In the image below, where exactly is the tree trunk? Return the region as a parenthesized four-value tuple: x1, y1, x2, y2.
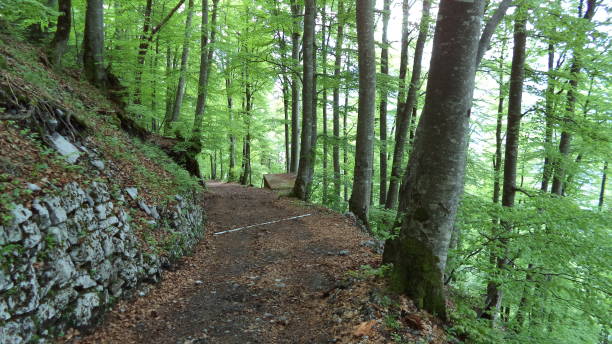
(282, 73, 291, 173)
(378, 0, 390, 206)
(332, 0, 344, 205)
(192, 0, 211, 137)
(133, 0, 154, 103)
(289, 0, 303, 173)
(321, 0, 329, 204)
(481, 8, 527, 320)
(293, 0, 316, 200)
(343, 67, 349, 203)
(599, 161, 608, 210)
(551, 0, 596, 196)
(165, 0, 195, 135)
(83, 0, 107, 88)
(382, 0, 485, 319)
(349, 0, 376, 227)
(226, 77, 238, 181)
(385, 0, 431, 209)
(49, 0, 72, 68)
(540, 43, 555, 192)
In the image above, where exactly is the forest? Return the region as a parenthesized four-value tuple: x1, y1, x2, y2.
(0, 0, 611, 342)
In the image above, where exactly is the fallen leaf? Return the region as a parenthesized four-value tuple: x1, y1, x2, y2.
(353, 320, 376, 337)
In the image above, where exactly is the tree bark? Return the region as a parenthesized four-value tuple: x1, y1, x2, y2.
(332, 0, 344, 205)
(164, 0, 195, 135)
(83, 0, 107, 88)
(387, 0, 432, 209)
(382, 0, 485, 319)
(378, 0, 390, 206)
(551, 0, 596, 196)
(293, 0, 316, 200)
(599, 161, 608, 210)
(541, 43, 555, 192)
(481, 7, 527, 320)
(349, 0, 376, 227)
(49, 0, 72, 68)
(321, 0, 329, 205)
(289, 0, 303, 173)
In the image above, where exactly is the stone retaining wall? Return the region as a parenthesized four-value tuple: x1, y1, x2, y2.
(0, 181, 205, 343)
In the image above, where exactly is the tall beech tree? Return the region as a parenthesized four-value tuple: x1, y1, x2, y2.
(383, 0, 486, 318)
(349, 0, 376, 226)
(49, 0, 71, 67)
(378, 0, 390, 206)
(293, 0, 316, 200)
(481, 4, 528, 320)
(83, 0, 106, 88)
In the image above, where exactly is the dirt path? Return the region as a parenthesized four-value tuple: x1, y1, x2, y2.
(73, 182, 379, 343)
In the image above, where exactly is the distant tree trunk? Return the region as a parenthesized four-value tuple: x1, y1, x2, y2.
(385, 0, 431, 209)
(192, 0, 211, 137)
(321, 1, 329, 204)
(481, 7, 527, 320)
(226, 77, 238, 181)
(343, 69, 349, 203)
(540, 43, 555, 192)
(165, 0, 195, 135)
(551, 0, 596, 196)
(332, 0, 344, 204)
(378, 0, 390, 205)
(599, 161, 608, 210)
(240, 83, 253, 185)
(349, 0, 376, 227)
(289, 0, 303, 173)
(49, 0, 72, 68)
(133, 0, 154, 103)
(382, 0, 485, 319)
(163, 46, 178, 130)
(293, 0, 316, 200)
(83, 0, 107, 88)
(282, 74, 291, 173)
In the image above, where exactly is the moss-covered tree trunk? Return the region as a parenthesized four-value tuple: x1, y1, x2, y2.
(83, 0, 107, 88)
(49, 0, 72, 68)
(382, 0, 485, 319)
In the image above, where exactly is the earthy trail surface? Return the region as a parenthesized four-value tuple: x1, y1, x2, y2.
(71, 182, 380, 343)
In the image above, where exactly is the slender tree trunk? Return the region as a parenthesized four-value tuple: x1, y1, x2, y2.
(343, 67, 349, 203)
(349, 0, 376, 227)
(551, 0, 596, 196)
(382, 0, 485, 319)
(133, 0, 154, 103)
(293, 0, 316, 200)
(290, 0, 303, 173)
(226, 77, 238, 181)
(378, 0, 390, 206)
(192, 0, 211, 137)
(165, 0, 195, 135)
(282, 74, 291, 173)
(541, 43, 555, 192)
(332, 0, 344, 205)
(321, 1, 329, 204)
(83, 0, 107, 88)
(481, 8, 527, 320)
(599, 162, 608, 210)
(163, 47, 177, 130)
(49, 0, 72, 68)
(385, 0, 431, 209)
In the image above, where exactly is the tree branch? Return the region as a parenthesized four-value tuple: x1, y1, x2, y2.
(476, 0, 514, 66)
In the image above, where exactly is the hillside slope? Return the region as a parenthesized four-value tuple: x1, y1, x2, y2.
(0, 35, 206, 343)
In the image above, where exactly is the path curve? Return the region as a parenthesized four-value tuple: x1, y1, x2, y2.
(73, 182, 376, 343)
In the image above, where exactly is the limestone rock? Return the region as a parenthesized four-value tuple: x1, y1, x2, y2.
(48, 132, 81, 164)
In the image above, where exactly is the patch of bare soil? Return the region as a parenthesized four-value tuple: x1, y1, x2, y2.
(65, 182, 447, 344)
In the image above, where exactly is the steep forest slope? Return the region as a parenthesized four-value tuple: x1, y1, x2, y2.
(0, 34, 206, 343)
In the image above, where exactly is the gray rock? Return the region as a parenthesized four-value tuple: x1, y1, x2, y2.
(21, 222, 41, 249)
(46, 118, 59, 131)
(32, 199, 51, 228)
(5, 225, 22, 243)
(91, 160, 105, 171)
(138, 200, 152, 216)
(0, 320, 25, 344)
(90, 182, 110, 203)
(43, 197, 67, 225)
(95, 203, 109, 220)
(99, 216, 119, 230)
(125, 187, 138, 200)
(338, 249, 350, 256)
(0, 268, 13, 292)
(26, 183, 41, 192)
(75, 274, 97, 289)
(0, 300, 10, 321)
(74, 293, 99, 326)
(9, 204, 32, 226)
(49, 254, 76, 287)
(150, 206, 160, 220)
(35, 301, 58, 323)
(48, 132, 81, 164)
(63, 182, 87, 212)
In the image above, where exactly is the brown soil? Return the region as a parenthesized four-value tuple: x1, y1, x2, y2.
(66, 182, 446, 344)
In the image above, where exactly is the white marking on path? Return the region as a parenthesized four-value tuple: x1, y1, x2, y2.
(213, 214, 312, 236)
